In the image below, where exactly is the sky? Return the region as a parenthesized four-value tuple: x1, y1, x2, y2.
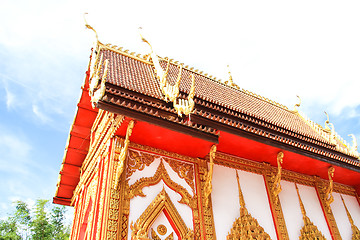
(0, 0, 360, 223)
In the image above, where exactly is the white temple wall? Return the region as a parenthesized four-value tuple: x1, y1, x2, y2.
(211, 164, 277, 240)
(332, 192, 360, 239)
(279, 181, 331, 239)
(149, 211, 178, 240)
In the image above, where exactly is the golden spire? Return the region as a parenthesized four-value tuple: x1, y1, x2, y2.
(295, 183, 326, 240)
(341, 195, 360, 239)
(227, 170, 271, 239)
(235, 170, 245, 209)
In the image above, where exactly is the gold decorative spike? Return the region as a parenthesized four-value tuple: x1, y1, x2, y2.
(227, 170, 271, 239)
(295, 184, 327, 240)
(114, 120, 135, 189)
(341, 195, 360, 239)
(224, 65, 240, 89)
(203, 145, 216, 207)
(324, 166, 335, 213)
(165, 232, 174, 240)
(151, 229, 161, 240)
(84, 13, 99, 42)
(272, 151, 284, 205)
(173, 74, 196, 117)
(162, 64, 182, 102)
(294, 95, 301, 113)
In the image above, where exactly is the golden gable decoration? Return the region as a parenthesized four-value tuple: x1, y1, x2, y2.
(130, 188, 194, 240)
(227, 170, 271, 240)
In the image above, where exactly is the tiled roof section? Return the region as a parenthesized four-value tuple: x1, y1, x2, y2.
(101, 47, 329, 143)
(95, 44, 359, 164)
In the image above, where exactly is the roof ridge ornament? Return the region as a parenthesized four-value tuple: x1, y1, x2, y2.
(294, 95, 301, 113)
(84, 13, 99, 43)
(224, 65, 240, 89)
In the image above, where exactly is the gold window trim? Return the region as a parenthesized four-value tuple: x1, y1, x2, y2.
(130, 188, 194, 239)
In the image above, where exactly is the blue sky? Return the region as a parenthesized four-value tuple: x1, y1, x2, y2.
(1, 0, 360, 222)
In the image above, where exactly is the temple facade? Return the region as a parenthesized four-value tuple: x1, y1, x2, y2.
(54, 27, 360, 240)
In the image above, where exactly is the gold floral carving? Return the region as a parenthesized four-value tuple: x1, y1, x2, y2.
(126, 150, 157, 179)
(203, 145, 216, 207)
(323, 166, 335, 213)
(128, 160, 196, 209)
(271, 151, 284, 205)
(341, 195, 360, 239)
(227, 170, 271, 240)
(114, 120, 135, 189)
(130, 188, 194, 240)
(163, 157, 195, 193)
(295, 183, 326, 240)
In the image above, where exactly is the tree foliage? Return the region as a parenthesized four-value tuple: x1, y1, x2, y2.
(0, 199, 70, 240)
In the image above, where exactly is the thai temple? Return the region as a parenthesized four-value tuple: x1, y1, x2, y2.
(53, 20, 360, 240)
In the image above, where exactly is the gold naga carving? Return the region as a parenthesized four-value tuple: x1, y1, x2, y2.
(173, 74, 196, 117)
(114, 120, 135, 189)
(323, 166, 335, 213)
(295, 183, 326, 240)
(162, 64, 183, 102)
(271, 151, 284, 205)
(227, 170, 271, 239)
(203, 145, 216, 207)
(140, 29, 196, 117)
(130, 188, 194, 240)
(128, 160, 196, 209)
(341, 195, 360, 239)
(84, 13, 109, 107)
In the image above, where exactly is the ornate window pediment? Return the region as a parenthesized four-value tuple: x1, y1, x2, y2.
(130, 188, 194, 240)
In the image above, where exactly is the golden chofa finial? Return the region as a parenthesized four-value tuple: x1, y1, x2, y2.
(224, 65, 240, 89)
(84, 13, 99, 42)
(294, 95, 301, 113)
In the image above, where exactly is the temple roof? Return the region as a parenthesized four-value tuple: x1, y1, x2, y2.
(96, 43, 359, 165)
(53, 39, 360, 206)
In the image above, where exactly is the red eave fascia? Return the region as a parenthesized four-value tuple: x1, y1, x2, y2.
(53, 69, 98, 206)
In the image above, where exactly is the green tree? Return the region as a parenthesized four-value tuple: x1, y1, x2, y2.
(0, 218, 21, 240)
(0, 199, 71, 240)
